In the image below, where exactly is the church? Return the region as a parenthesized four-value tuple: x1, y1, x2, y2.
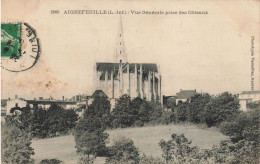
(93, 17, 162, 104)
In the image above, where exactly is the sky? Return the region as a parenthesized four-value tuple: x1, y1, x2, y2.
(1, 0, 259, 100)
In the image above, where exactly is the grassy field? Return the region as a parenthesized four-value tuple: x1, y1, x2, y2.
(32, 124, 228, 164)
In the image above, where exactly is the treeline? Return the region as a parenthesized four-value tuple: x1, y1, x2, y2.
(172, 92, 240, 127)
(96, 92, 242, 129)
(17, 104, 79, 138)
(2, 104, 79, 163)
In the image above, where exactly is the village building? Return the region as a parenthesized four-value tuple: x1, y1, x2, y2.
(239, 90, 260, 111)
(94, 17, 162, 104)
(175, 89, 197, 104)
(5, 95, 77, 115)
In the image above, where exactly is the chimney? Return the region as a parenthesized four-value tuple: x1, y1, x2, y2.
(8, 97, 10, 101)
(62, 96, 64, 101)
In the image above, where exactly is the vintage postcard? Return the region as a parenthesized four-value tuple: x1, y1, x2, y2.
(1, 0, 259, 164)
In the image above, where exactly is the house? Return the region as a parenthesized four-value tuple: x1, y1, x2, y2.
(239, 90, 260, 111)
(6, 96, 27, 115)
(176, 89, 197, 104)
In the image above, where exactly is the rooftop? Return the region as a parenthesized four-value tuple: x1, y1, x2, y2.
(240, 90, 260, 95)
(176, 89, 197, 99)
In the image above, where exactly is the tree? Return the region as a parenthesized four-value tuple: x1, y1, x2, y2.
(149, 103, 164, 125)
(111, 94, 136, 128)
(75, 96, 110, 160)
(75, 117, 109, 157)
(84, 97, 111, 129)
(136, 100, 153, 126)
(175, 101, 189, 122)
(187, 93, 211, 123)
(204, 92, 240, 127)
(106, 136, 140, 164)
(2, 116, 35, 164)
(130, 97, 143, 125)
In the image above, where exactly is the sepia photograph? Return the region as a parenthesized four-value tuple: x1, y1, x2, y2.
(1, 0, 259, 163)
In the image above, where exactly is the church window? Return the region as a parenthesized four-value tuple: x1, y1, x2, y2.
(120, 50, 121, 54)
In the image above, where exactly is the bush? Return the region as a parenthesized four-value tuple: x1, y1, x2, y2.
(139, 154, 166, 164)
(159, 133, 201, 163)
(40, 159, 63, 164)
(77, 155, 95, 164)
(220, 110, 259, 143)
(106, 136, 139, 164)
(211, 139, 259, 164)
(160, 133, 259, 164)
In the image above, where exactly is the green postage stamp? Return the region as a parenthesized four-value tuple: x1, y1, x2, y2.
(1, 23, 22, 59)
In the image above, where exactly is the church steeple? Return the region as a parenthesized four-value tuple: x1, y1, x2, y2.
(114, 15, 127, 63)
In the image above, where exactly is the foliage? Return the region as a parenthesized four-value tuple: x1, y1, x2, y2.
(159, 133, 201, 163)
(77, 155, 95, 164)
(220, 110, 259, 143)
(75, 117, 109, 157)
(175, 101, 189, 122)
(246, 101, 260, 111)
(75, 96, 110, 159)
(139, 154, 166, 164)
(2, 116, 35, 164)
(106, 136, 140, 164)
(204, 92, 240, 127)
(160, 133, 259, 164)
(112, 95, 165, 128)
(40, 159, 63, 164)
(187, 93, 211, 123)
(136, 100, 153, 126)
(149, 105, 167, 125)
(84, 97, 112, 129)
(17, 104, 78, 138)
(210, 139, 259, 164)
(111, 95, 136, 128)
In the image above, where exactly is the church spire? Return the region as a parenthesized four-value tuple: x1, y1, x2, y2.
(115, 15, 127, 63)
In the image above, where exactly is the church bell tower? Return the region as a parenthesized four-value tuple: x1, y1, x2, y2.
(114, 15, 127, 64)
